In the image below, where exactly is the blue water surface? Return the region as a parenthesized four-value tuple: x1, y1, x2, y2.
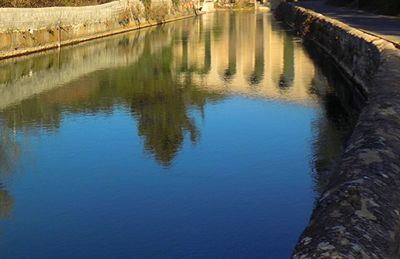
(0, 11, 348, 258)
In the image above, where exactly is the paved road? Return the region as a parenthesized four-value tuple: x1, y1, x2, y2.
(295, 0, 400, 45)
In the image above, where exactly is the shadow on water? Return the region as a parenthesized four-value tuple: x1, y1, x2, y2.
(267, 20, 362, 195)
(304, 40, 363, 194)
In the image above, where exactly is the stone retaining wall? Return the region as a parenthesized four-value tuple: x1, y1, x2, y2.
(0, 0, 196, 59)
(275, 3, 400, 258)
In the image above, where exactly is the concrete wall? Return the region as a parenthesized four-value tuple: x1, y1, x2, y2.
(0, 0, 195, 59)
(275, 3, 400, 258)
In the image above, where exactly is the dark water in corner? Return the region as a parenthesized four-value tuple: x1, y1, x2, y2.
(0, 11, 353, 258)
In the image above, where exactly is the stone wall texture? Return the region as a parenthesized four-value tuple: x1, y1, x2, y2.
(0, 0, 195, 59)
(275, 3, 400, 259)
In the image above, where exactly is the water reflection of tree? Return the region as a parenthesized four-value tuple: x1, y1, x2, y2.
(0, 123, 18, 218)
(114, 34, 223, 166)
(0, 187, 13, 219)
(128, 44, 201, 166)
(0, 24, 224, 167)
(1, 102, 63, 131)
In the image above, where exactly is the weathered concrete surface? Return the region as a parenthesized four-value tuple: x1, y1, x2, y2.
(275, 3, 400, 258)
(0, 0, 197, 60)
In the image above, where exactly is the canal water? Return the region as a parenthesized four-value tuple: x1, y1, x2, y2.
(0, 11, 352, 258)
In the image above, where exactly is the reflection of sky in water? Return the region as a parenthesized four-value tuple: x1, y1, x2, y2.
(0, 11, 353, 258)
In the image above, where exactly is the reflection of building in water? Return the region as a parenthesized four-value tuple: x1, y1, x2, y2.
(173, 11, 318, 105)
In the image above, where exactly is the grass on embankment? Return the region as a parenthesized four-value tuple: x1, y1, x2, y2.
(326, 0, 400, 16)
(0, 0, 112, 7)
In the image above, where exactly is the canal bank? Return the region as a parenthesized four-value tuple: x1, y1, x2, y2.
(274, 2, 400, 258)
(0, 0, 202, 60)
